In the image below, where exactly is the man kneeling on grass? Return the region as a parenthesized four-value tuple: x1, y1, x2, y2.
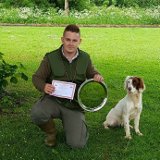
(31, 24, 104, 148)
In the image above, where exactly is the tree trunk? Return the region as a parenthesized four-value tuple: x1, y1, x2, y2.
(64, 0, 69, 16)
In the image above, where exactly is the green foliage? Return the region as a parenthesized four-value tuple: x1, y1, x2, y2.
(0, 94, 14, 111)
(0, 52, 28, 93)
(0, 0, 91, 10)
(50, 0, 91, 11)
(91, 0, 112, 6)
(0, 0, 51, 8)
(0, 52, 28, 112)
(69, 0, 91, 11)
(114, 0, 160, 7)
(91, 0, 104, 6)
(0, 6, 160, 25)
(131, 0, 159, 7)
(0, 0, 159, 8)
(90, 0, 160, 7)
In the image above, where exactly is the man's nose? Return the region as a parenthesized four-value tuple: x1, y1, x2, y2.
(68, 40, 74, 45)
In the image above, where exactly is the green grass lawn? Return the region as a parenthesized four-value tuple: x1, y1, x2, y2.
(0, 26, 160, 160)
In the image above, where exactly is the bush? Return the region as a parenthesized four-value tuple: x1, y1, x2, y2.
(70, 0, 91, 11)
(0, 0, 51, 8)
(0, 52, 28, 93)
(114, 0, 159, 7)
(0, 52, 28, 112)
(0, 0, 92, 11)
(90, 0, 160, 7)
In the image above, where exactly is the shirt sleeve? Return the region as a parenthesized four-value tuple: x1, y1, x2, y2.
(86, 56, 100, 79)
(32, 55, 51, 92)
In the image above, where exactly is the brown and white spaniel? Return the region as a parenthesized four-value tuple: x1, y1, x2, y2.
(103, 76, 145, 139)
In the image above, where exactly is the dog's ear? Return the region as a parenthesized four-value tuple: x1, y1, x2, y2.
(124, 76, 132, 90)
(138, 77, 145, 92)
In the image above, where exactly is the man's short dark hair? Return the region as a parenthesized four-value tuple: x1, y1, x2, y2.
(63, 24, 80, 35)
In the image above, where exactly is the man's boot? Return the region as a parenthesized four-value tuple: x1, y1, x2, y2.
(38, 119, 56, 147)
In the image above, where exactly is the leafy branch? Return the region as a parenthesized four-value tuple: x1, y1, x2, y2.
(0, 52, 28, 113)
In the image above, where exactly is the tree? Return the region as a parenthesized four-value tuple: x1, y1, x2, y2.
(108, 0, 113, 6)
(64, 0, 69, 16)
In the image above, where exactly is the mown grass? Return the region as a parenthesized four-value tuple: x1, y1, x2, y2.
(0, 27, 160, 160)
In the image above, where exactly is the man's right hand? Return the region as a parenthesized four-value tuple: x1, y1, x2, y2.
(44, 83, 55, 94)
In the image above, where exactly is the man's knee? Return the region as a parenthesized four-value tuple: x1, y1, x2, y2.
(66, 127, 89, 148)
(66, 137, 87, 148)
(31, 103, 49, 125)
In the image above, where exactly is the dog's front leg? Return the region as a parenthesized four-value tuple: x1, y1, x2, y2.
(123, 115, 132, 139)
(134, 112, 143, 136)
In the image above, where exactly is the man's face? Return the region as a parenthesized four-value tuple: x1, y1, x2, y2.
(61, 31, 81, 54)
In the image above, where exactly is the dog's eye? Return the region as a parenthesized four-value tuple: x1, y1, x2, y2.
(133, 81, 137, 86)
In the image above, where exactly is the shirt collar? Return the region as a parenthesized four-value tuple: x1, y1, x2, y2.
(62, 46, 79, 63)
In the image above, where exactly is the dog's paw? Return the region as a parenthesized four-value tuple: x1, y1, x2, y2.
(103, 124, 109, 129)
(136, 131, 143, 136)
(125, 135, 132, 140)
(103, 122, 109, 129)
(129, 125, 133, 129)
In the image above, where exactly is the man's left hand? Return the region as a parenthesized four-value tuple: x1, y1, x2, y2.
(93, 74, 104, 82)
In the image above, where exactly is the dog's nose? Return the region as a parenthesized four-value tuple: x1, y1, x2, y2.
(128, 87, 131, 91)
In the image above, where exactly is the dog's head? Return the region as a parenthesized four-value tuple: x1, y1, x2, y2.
(124, 76, 145, 94)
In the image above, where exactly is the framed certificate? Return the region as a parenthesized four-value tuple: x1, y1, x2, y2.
(50, 80, 76, 100)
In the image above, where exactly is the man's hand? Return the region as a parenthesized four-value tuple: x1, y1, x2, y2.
(93, 74, 104, 82)
(44, 83, 55, 94)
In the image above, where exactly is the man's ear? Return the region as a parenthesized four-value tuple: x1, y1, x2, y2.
(61, 37, 64, 43)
